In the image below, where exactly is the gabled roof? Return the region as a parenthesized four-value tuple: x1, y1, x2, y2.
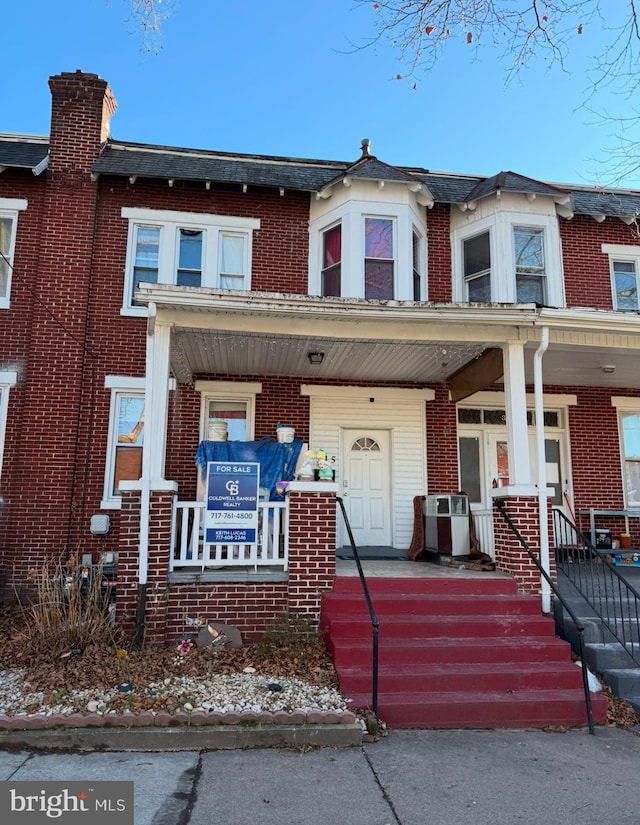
(463, 171, 570, 203)
(0, 134, 49, 175)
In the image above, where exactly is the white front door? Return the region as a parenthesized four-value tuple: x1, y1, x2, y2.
(341, 430, 392, 547)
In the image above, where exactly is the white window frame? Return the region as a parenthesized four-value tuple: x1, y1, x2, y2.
(121, 208, 260, 316)
(0, 198, 28, 310)
(309, 191, 427, 301)
(612, 397, 640, 509)
(602, 244, 640, 311)
(102, 376, 146, 509)
(0, 371, 17, 479)
(195, 380, 262, 443)
(452, 205, 563, 306)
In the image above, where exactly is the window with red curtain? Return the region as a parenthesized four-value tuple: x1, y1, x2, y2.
(322, 224, 341, 297)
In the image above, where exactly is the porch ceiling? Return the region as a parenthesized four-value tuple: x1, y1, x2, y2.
(169, 329, 640, 390)
(170, 328, 486, 384)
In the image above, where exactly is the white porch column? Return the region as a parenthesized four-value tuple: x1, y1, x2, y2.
(501, 340, 531, 487)
(144, 305, 172, 482)
(138, 303, 172, 585)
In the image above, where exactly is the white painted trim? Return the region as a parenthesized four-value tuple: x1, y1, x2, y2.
(105, 375, 146, 389)
(288, 481, 339, 493)
(121, 207, 260, 231)
(0, 370, 17, 480)
(195, 380, 263, 394)
(611, 396, 640, 409)
(301, 384, 435, 401)
(602, 243, 640, 256)
(0, 198, 27, 212)
(460, 390, 578, 406)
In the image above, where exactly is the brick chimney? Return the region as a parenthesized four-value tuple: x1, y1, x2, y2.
(47, 70, 117, 174)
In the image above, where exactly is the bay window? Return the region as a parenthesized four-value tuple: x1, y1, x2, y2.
(322, 224, 341, 297)
(463, 231, 491, 302)
(514, 226, 546, 304)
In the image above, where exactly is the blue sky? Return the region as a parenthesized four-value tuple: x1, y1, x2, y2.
(3, 1, 639, 188)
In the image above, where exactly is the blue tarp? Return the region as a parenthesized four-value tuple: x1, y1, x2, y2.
(195, 437, 303, 501)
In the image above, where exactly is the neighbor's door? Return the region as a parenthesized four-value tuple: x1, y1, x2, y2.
(341, 430, 392, 547)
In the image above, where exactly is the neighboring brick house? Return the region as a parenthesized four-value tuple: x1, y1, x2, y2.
(2, 70, 640, 645)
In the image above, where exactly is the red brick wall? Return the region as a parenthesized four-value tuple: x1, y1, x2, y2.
(426, 203, 452, 302)
(561, 214, 639, 310)
(426, 384, 460, 492)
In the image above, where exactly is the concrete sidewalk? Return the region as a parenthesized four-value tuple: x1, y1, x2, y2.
(1, 726, 639, 824)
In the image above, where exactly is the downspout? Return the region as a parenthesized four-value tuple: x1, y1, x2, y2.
(534, 326, 551, 613)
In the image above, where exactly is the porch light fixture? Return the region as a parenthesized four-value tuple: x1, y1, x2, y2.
(307, 352, 325, 365)
(602, 365, 616, 374)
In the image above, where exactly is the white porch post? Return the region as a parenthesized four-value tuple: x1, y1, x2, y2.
(139, 303, 172, 585)
(501, 340, 531, 487)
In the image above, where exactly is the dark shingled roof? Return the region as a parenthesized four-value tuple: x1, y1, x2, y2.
(0, 137, 48, 173)
(3, 134, 640, 220)
(92, 141, 347, 191)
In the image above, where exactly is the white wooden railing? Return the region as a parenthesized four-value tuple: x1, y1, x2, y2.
(472, 508, 495, 560)
(171, 500, 289, 572)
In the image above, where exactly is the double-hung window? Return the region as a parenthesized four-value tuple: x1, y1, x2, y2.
(602, 245, 640, 311)
(0, 371, 17, 479)
(463, 231, 491, 302)
(102, 377, 145, 508)
(0, 199, 28, 309)
(321, 224, 341, 297)
(122, 208, 260, 314)
(620, 410, 640, 508)
(514, 226, 546, 304)
(364, 217, 394, 299)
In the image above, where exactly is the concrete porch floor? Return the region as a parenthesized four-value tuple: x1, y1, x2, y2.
(335, 557, 513, 580)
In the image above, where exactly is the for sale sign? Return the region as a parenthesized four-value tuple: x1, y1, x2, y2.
(205, 461, 260, 544)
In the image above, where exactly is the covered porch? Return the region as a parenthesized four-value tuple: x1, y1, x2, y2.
(115, 285, 640, 642)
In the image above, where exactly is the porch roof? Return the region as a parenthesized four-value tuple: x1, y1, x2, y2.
(138, 286, 640, 390)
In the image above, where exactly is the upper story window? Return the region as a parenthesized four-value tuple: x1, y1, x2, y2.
(514, 226, 546, 303)
(365, 217, 394, 299)
(0, 199, 28, 310)
(122, 208, 260, 315)
(463, 231, 491, 301)
(452, 198, 563, 307)
(322, 224, 341, 297)
(602, 244, 640, 311)
(310, 181, 427, 302)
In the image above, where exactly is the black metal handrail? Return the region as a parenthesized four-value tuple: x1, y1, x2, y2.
(553, 508, 640, 668)
(336, 496, 380, 716)
(494, 499, 596, 734)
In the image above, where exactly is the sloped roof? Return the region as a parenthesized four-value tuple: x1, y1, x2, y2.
(92, 141, 345, 191)
(2, 133, 640, 220)
(0, 135, 48, 174)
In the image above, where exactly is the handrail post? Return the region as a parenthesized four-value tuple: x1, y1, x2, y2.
(336, 496, 380, 718)
(495, 499, 595, 734)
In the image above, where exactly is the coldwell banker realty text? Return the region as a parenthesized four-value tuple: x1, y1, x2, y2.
(205, 461, 260, 544)
(1, 781, 133, 823)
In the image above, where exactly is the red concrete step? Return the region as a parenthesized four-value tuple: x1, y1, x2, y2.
(324, 613, 556, 640)
(344, 688, 608, 729)
(329, 636, 573, 668)
(337, 661, 587, 694)
(321, 593, 543, 619)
